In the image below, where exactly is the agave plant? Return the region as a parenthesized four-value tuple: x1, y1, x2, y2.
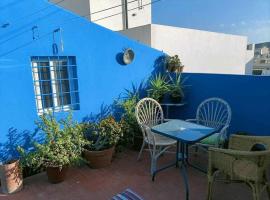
(147, 73, 169, 102)
(168, 73, 186, 103)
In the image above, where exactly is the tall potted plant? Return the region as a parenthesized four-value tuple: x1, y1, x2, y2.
(18, 112, 88, 184)
(147, 73, 169, 102)
(83, 116, 122, 168)
(166, 55, 184, 73)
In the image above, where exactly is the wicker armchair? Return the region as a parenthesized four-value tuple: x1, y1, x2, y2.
(207, 135, 270, 200)
(135, 98, 176, 175)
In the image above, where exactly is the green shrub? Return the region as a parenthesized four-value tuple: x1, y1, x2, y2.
(18, 112, 88, 169)
(83, 116, 122, 151)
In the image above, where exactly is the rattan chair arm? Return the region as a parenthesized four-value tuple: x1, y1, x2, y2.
(229, 135, 270, 150)
(209, 147, 270, 157)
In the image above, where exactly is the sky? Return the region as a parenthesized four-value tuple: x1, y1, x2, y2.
(152, 0, 270, 44)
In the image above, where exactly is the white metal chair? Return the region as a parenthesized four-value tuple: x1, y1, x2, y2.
(135, 98, 177, 175)
(186, 97, 232, 148)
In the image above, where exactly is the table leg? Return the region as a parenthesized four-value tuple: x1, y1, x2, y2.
(180, 143, 189, 200)
(166, 105, 169, 119)
(176, 141, 179, 167)
(152, 140, 181, 181)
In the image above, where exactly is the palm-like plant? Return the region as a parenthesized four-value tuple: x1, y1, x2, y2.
(168, 74, 186, 103)
(147, 73, 169, 102)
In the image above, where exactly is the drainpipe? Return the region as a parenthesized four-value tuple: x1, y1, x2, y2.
(122, 0, 129, 30)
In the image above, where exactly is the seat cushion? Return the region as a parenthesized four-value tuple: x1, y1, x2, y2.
(233, 160, 259, 182)
(200, 133, 220, 145)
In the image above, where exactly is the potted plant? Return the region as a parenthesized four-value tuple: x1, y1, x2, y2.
(119, 95, 143, 151)
(168, 74, 185, 103)
(166, 55, 184, 73)
(0, 159, 23, 194)
(83, 116, 122, 168)
(18, 112, 88, 184)
(147, 73, 169, 102)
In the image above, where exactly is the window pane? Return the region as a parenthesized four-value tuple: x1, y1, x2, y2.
(42, 95, 53, 108)
(69, 66, 77, 78)
(70, 79, 78, 91)
(62, 93, 71, 105)
(40, 81, 52, 94)
(61, 80, 70, 93)
(59, 66, 69, 79)
(68, 57, 76, 65)
(70, 92, 80, 104)
(38, 61, 50, 67)
(38, 67, 51, 80)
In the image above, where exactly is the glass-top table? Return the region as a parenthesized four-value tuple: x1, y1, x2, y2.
(151, 119, 216, 200)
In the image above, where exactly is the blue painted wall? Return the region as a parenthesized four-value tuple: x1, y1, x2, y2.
(172, 73, 270, 136)
(0, 0, 163, 161)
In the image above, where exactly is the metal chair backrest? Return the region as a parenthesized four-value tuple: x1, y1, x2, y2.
(196, 97, 232, 131)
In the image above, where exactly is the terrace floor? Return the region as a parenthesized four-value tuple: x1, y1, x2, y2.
(0, 149, 268, 200)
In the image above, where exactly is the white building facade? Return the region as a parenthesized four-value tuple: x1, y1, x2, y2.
(51, 0, 151, 31)
(120, 24, 254, 75)
(52, 0, 253, 75)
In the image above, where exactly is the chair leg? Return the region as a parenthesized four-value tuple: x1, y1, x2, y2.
(251, 183, 260, 200)
(194, 145, 199, 157)
(207, 177, 214, 200)
(267, 183, 270, 200)
(150, 157, 157, 175)
(137, 140, 145, 161)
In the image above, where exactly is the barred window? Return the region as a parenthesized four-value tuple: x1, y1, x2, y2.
(31, 56, 80, 115)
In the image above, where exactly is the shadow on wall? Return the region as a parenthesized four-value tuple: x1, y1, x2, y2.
(0, 55, 165, 161)
(152, 55, 167, 75)
(83, 55, 166, 123)
(0, 128, 41, 163)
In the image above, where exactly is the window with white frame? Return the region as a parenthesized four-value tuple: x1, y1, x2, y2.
(31, 56, 80, 115)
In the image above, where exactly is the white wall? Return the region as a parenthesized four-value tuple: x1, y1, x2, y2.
(119, 24, 151, 45)
(152, 24, 249, 74)
(245, 44, 255, 75)
(50, 0, 91, 20)
(127, 0, 152, 29)
(121, 24, 250, 75)
(89, 0, 124, 31)
(51, 0, 152, 31)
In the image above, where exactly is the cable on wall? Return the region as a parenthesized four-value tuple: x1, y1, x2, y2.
(0, 0, 138, 44)
(1, 0, 66, 29)
(0, 0, 163, 58)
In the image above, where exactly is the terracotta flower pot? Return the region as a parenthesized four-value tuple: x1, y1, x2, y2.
(83, 146, 115, 168)
(0, 160, 23, 194)
(46, 166, 68, 184)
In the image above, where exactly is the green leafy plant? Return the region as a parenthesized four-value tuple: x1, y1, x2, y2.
(118, 95, 142, 148)
(168, 73, 186, 102)
(18, 112, 88, 169)
(147, 73, 170, 102)
(83, 116, 122, 151)
(166, 55, 184, 72)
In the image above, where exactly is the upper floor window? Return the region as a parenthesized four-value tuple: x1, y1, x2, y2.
(31, 56, 80, 115)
